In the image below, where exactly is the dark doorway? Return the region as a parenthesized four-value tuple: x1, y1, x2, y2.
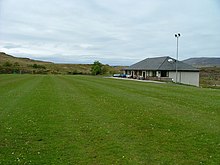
(143, 72, 146, 78)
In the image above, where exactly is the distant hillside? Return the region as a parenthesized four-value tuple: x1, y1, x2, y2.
(182, 57, 220, 68)
(0, 52, 123, 74)
(0, 52, 53, 65)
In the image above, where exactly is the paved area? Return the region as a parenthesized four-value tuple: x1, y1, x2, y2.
(106, 77, 165, 84)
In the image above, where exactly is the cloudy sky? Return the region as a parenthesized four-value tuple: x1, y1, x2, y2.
(0, 0, 220, 65)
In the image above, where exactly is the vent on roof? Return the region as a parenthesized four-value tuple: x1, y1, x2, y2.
(168, 59, 174, 63)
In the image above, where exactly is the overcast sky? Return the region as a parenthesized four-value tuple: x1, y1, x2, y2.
(0, 0, 220, 65)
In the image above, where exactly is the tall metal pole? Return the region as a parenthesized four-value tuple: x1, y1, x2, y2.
(175, 33, 180, 83)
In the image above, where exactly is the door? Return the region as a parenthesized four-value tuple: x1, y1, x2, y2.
(142, 71, 146, 78)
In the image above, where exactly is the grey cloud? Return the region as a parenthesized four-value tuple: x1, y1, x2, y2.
(0, 0, 220, 65)
(3, 43, 22, 49)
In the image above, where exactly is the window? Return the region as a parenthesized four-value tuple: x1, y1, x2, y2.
(152, 71, 156, 77)
(161, 71, 168, 77)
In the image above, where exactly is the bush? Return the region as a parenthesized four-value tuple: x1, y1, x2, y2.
(32, 64, 46, 69)
(3, 61, 12, 67)
(91, 61, 108, 75)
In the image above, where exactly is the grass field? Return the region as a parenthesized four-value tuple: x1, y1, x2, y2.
(0, 75, 219, 164)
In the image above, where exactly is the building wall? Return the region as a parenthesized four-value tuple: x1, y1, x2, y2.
(169, 71, 199, 86)
(124, 70, 199, 86)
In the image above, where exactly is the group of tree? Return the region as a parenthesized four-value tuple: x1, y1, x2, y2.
(91, 61, 107, 75)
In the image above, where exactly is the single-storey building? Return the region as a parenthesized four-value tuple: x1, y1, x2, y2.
(123, 56, 199, 86)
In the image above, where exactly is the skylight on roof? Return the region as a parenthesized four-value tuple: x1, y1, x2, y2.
(168, 59, 174, 63)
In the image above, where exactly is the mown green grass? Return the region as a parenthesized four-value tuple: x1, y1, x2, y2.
(0, 75, 219, 164)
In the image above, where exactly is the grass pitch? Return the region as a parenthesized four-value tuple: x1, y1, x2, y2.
(0, 75, 219, 164)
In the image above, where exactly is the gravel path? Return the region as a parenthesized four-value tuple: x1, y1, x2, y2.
(106, 77, 166, 84)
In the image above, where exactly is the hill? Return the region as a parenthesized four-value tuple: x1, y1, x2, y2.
(0, 52, 52, 65)
(0, 52, 53, 74)
(0, 52, 123, 74)
(182, 57, 220, 68)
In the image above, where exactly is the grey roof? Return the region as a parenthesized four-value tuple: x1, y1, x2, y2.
(124, 56, 199, 71)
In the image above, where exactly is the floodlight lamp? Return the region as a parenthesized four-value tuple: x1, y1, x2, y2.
(175, 33, 181, 38)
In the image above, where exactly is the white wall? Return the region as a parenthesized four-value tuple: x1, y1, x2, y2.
(169, 71, 200, 86)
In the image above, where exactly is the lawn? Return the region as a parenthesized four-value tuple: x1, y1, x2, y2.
(0, 75, 219, 164)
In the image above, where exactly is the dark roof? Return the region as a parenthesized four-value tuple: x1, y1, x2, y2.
(124, 56, 199, 71)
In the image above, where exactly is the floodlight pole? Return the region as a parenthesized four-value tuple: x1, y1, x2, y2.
(175, 33, 180, 83)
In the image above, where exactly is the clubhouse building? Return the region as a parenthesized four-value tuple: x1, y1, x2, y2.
(123, 56, 199, 86)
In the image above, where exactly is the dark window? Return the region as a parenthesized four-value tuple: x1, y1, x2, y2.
(152, 71, 156, 77)
(161, 71, 168, 77)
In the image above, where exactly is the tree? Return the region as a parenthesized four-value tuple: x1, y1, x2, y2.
(91, 61, 103, 75)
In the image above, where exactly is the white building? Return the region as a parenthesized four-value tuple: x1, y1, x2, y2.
(124, 56, 200, 86)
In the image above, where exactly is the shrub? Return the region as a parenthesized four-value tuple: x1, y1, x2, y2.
(91, 61, 107, 75)
(32, 64, 46, 69)
(3, 61, 12, 67)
